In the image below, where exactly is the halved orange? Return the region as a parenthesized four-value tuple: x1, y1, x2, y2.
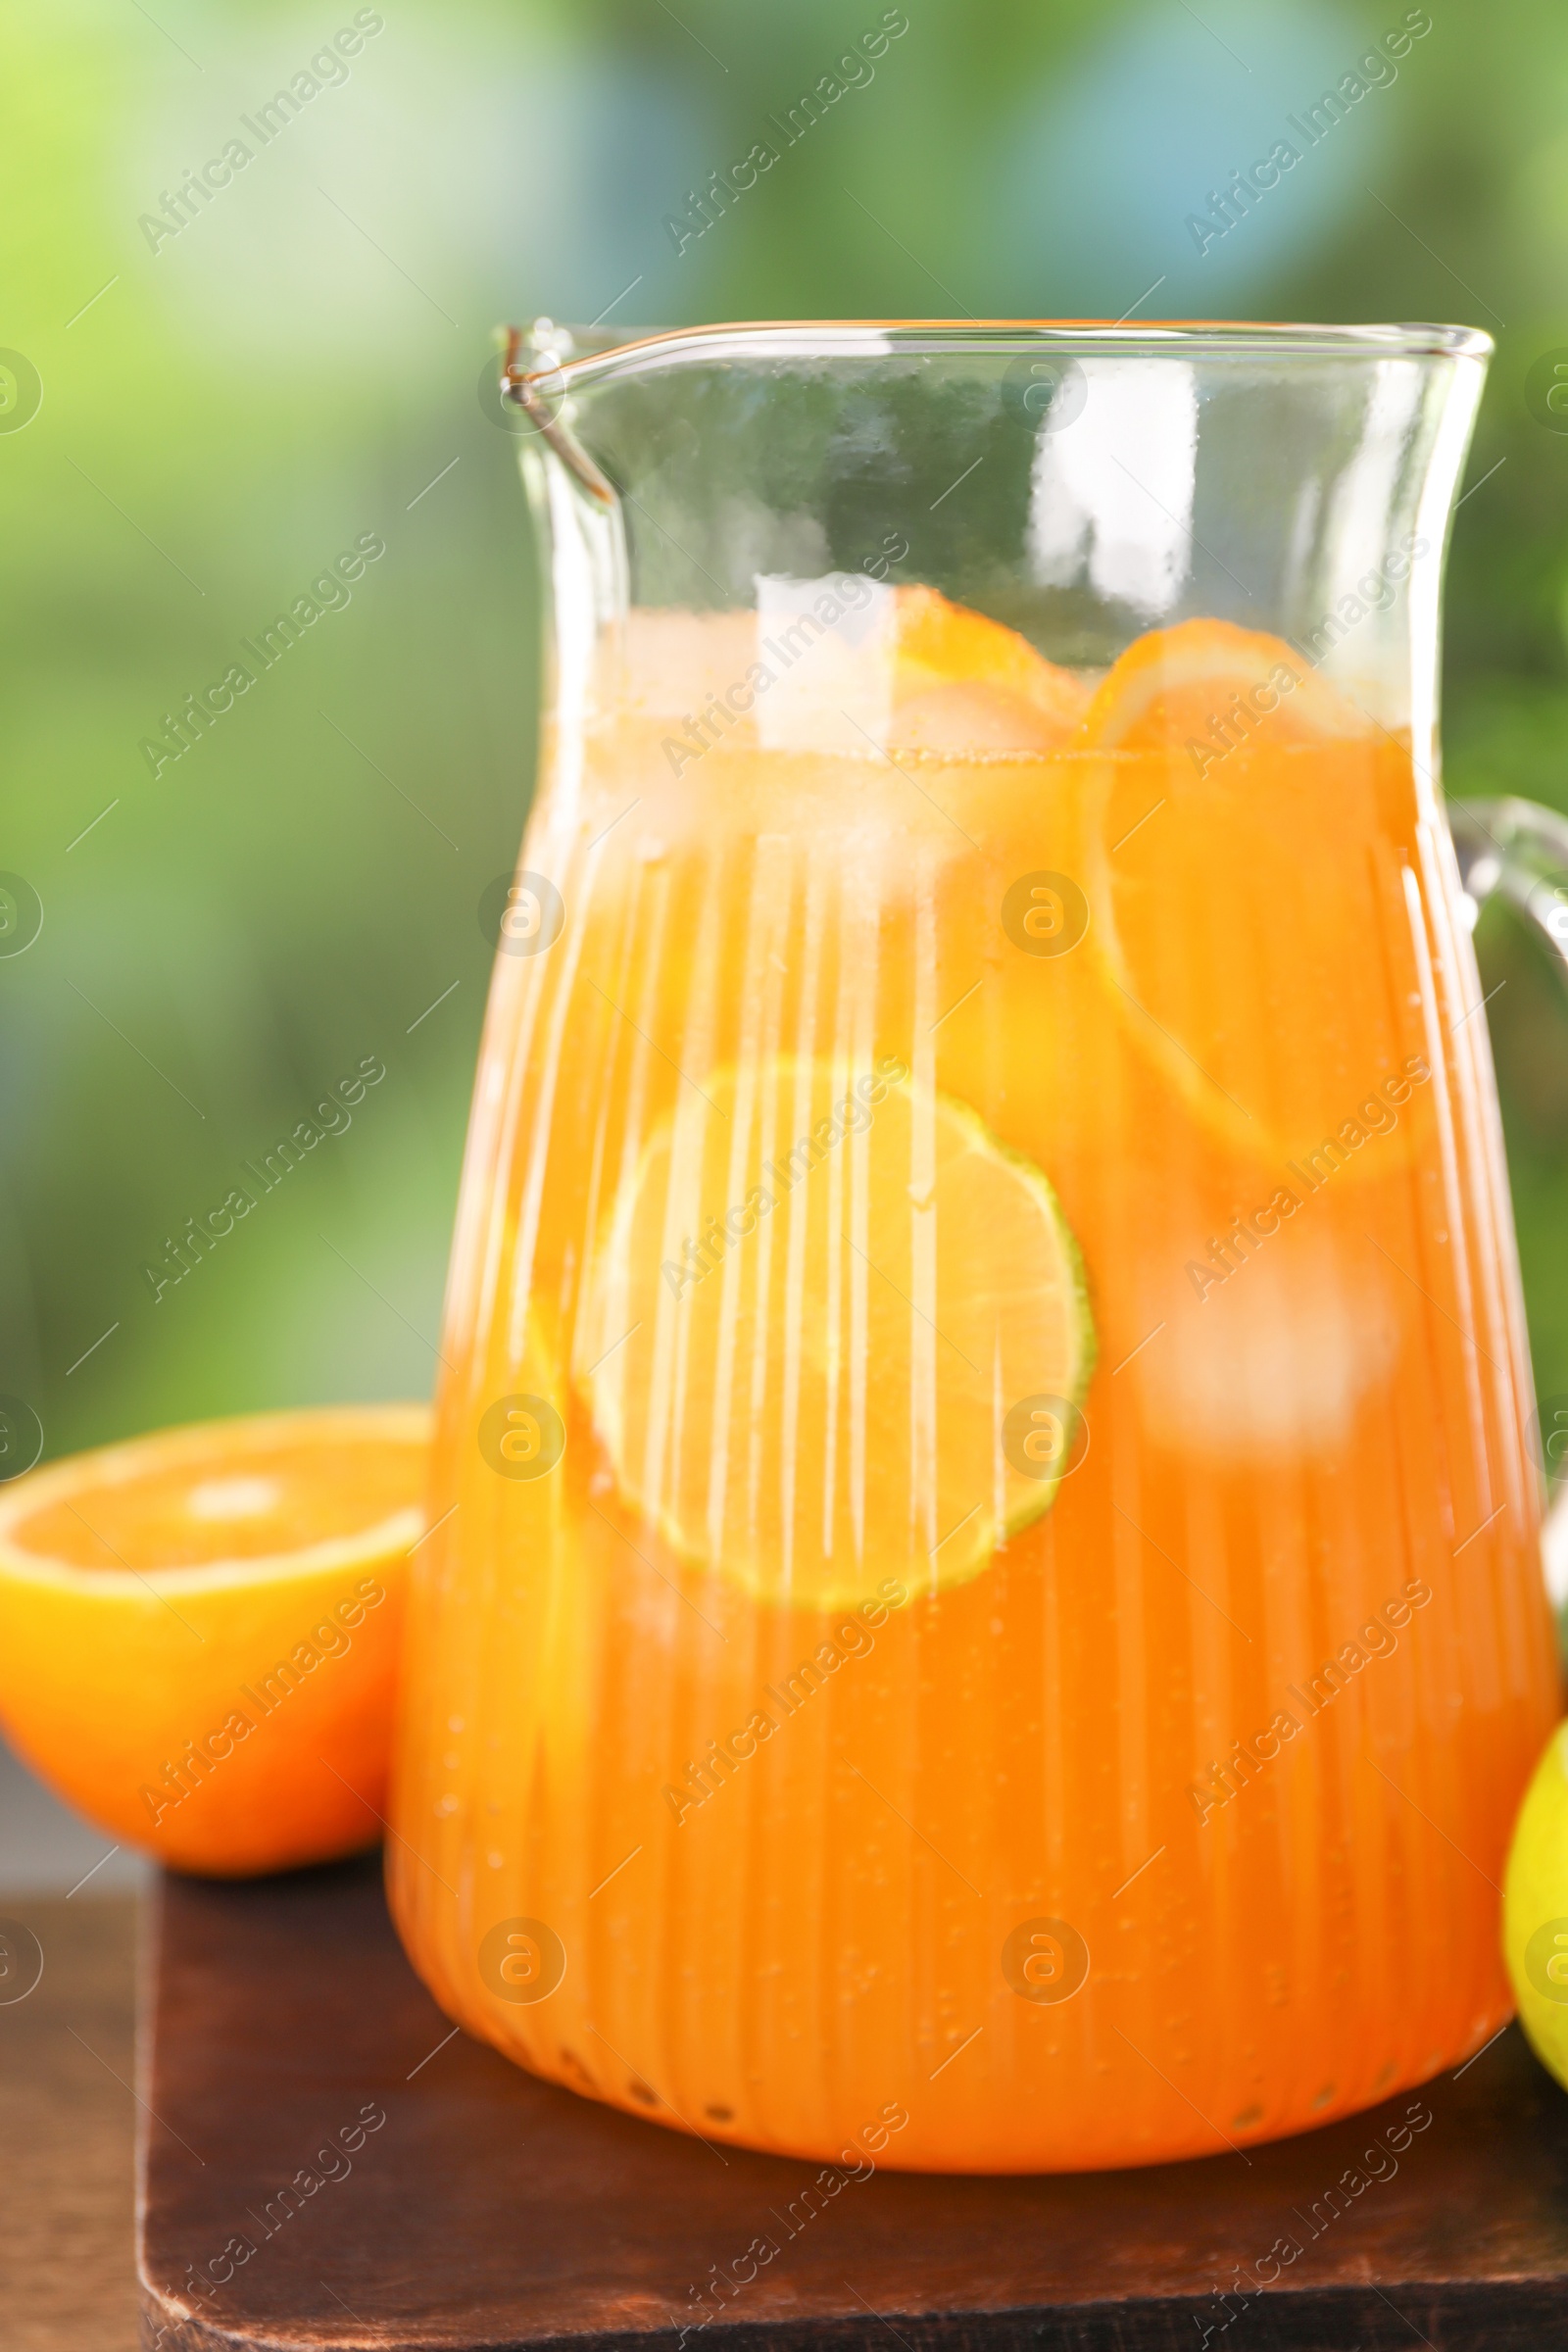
(1080, 618, 1428, 1170)
(888, 584, 1092, 753)
(0, 1404, 428, 1876)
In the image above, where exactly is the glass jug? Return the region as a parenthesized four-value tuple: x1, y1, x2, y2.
(389, 320, 1563, 2173)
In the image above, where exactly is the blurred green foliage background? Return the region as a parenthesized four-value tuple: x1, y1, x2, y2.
(5, 0, 1568, 1471)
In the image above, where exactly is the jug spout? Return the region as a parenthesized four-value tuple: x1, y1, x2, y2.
(500, 318, 634, 739)
(501, 321, 618, 509)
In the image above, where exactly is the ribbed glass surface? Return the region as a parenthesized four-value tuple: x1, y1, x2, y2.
(389, 679, 1560, 2170)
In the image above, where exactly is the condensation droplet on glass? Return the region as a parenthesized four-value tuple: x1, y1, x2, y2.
(435, 1793, 460, 1815)
(487, 1849, 505, 1869)
(635, 836, 669, 863)
(447, 1715, 465, 1734)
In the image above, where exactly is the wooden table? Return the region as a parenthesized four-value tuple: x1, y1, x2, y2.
(136, 1856, 1568, 2349)
(0, 1892, 139, 2351)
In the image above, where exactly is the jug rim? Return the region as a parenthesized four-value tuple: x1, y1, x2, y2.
(510, 318, 1492, 396)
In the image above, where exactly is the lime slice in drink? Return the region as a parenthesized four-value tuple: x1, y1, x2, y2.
(579, 1055, 1095, 1609)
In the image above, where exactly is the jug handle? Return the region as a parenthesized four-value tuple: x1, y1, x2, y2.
(1449, 796, 1568, 964)
(1451, 796, 1568, 1614)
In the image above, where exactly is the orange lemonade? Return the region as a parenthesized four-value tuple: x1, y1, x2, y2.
(389, 589, 1560, 2171)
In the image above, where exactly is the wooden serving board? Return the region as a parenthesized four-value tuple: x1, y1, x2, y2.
(139, 1856, 1568, 2350)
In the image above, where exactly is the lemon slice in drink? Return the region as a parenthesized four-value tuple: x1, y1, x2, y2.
(579, 1055, 1095, 1609)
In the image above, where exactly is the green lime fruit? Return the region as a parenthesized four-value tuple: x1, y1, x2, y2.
(1504, 1719, 1568, 2087)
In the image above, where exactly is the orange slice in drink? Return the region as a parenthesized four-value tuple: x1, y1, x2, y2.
(1080, 618, 1426, 1170)
(0, 1404, 428, 1875)
(888, 584, 1092, 752)
(579, 1054, 1095, 1609)
(1080, 615, 1365, 756)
